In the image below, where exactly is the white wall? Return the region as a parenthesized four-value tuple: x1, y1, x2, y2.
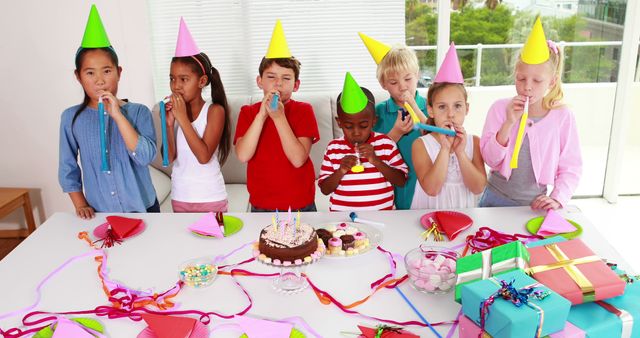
(0, 1, 155, 229)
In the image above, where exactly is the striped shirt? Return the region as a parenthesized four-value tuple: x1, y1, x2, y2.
(319, 132, 408, 211)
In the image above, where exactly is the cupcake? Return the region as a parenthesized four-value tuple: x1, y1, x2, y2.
(328, 237, 343, 255)
(332, 229, 346, 238)
(337, 223, 349, 231)
(353, 232, 367, 248)
(340, 235, 355, 250)
(316, 228, 333, 248)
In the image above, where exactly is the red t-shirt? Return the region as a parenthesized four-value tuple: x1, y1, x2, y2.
(234, 100, 320, 210)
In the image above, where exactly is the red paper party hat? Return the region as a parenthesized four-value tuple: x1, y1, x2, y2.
(357, 325, 420, 338)
(435, 211, 472, 240)
(141, 314, 196, 338)
(106, 216, 142, 239)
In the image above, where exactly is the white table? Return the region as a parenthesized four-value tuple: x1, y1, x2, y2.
(0, 207, 634, 337)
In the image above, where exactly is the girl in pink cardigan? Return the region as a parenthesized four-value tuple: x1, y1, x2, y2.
(479, 39, 582, 210)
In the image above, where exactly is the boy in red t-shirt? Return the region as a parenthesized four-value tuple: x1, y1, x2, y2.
(234, 21, 319, 212)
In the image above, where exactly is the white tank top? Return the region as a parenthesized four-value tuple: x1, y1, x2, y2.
(171, 102, 227, 202)
(411, 133, 478, 209)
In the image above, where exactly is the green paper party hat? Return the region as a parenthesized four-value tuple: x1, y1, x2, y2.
(81, 5, 111, 48)
(340, 72, 368, 114)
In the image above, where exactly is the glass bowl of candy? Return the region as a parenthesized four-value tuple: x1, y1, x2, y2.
(179, 257, 218, 288)
(404, 245, 458, 294)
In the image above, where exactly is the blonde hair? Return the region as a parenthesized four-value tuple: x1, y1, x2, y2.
(376, 46, 420, 84)
(516, 44, 564, 110)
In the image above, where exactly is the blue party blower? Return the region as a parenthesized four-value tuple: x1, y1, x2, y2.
(98, 96, 110, 172)
(271, 93, 279, 111)
(159, 98, 170, 167)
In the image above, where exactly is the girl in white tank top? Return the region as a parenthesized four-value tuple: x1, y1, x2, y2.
(411, 82, 486, 209)
(162, 42, 231, 212)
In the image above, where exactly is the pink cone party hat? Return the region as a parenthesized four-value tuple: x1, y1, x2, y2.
(434, 42, 464, 84)
(175, 17, 201, 57)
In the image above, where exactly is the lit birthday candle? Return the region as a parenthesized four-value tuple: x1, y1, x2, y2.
(98, 96, 109, 172)
(296, 210, 301, 228)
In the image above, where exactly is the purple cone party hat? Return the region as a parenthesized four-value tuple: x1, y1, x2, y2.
(80, 4, 111, 48)
(265, 20, 291, 58)
(358, 32, 392, 65)
(521, 17, 550, 65)
(175, 17, 201, 57)
(434, 42, 464, 84)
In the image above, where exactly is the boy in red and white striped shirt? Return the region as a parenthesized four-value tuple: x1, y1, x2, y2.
(318, 73, 408, 211)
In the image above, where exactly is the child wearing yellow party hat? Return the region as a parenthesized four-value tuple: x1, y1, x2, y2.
(162, 18, 232, 213)
(234, 20, 320, 212)
(411, 43, 486, 209)
(318, 72, 407, 211)
(359, 33, 429, 210)
(59, 5, 158, 219)
(479, 17, 582, 210)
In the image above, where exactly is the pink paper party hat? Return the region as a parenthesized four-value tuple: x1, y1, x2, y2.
(237, 316, 294, 338)
(433, 42, 464, 84)
(175, 17, 200, 57)
(51, 317, 96, 338)
(188, 212, 224, 238)
(537, 209, 576, 236)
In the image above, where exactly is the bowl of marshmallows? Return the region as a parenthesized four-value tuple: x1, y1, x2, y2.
(404, 245, 458, 294)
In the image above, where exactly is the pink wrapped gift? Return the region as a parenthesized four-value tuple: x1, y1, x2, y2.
(527, 239, 625, 305)
(458, 314, 585, 338)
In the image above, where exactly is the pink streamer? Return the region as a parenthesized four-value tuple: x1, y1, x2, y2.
(464, 227, 542, 254)
(370, 246, 401, 289)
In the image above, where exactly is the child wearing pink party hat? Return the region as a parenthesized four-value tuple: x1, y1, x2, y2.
(411, 43, 486, 209)
(162, 18, 232, 213)
(359, 33, 429, 210)
(479, 17, 582, 210)
(234, 20, 319, 212)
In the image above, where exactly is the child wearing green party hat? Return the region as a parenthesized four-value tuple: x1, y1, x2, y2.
(318, 72, 407, 211)
(59, 5, 158, 219)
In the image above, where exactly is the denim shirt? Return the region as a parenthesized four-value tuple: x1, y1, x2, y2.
(373, 92, 427, 209)
(58, 102, 158, 212)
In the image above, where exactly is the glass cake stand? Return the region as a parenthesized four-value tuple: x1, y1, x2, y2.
(255, 241, 325, 295)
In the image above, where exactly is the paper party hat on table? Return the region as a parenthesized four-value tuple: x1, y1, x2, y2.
(521, 17, 549, 65)
(175, 17, 201, 57)
(237, 316, 294, 338)
(359, 32, 392, 65)
(80, 5, 111, 48)
(265, 20, 291, 58)
(357, 325, 420, 338)
(138, 314, 208, 338)
(106, 216, 143, 239)
(188, 212, 224, 238)
(339, 72, 368, 114)
(49, 317, 103, 338)
(434, 42, 464, 84)
(537, 209, 576, 236)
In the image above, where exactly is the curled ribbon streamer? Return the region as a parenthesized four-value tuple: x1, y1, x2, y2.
(463, 227, 542, 256)
(370, 246, 401, 289)
(526, 244, 598, 301)
(480, 279, 549, 338)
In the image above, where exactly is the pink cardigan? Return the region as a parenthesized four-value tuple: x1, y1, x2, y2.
(480, 98, 582, 207)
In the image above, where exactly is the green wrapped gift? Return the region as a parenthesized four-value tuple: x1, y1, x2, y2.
(455, 241, 529, 302)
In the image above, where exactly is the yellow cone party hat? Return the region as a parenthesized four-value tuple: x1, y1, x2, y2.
(358, 32, 392, 65)
(265, 20, 291, 59)
(521, 17, 549, 65)
(80, 4, 111, 48)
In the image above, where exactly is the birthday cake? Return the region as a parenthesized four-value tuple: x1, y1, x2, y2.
(255, 221, 324, 265)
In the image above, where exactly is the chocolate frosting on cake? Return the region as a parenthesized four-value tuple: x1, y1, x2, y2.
(258, 223, 318, 262)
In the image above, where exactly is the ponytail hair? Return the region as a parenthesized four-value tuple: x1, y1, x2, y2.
(542, 42, 564, 110)
(171, 53, 231, 165)
(72, 47, 119, 128)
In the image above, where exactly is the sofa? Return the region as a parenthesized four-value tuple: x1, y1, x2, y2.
(149, 90, 408, 213)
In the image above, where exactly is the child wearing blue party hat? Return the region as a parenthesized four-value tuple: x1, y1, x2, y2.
(59, 5, 158, 219)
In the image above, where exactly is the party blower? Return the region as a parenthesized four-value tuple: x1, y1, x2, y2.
(404, 103, 456, 137)
(159, 97, 171, 167)
(98, 96, 110, 172)
(349, 212, 385, 228)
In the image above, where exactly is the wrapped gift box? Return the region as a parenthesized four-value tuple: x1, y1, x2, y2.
(461, 270, 571, 338)
(455, 241, 529, 302)
(527, 239, 625, 304)
(459, 314, 584, 338)
(526, 236, 567, 249)
(567, 269, 639, 338)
